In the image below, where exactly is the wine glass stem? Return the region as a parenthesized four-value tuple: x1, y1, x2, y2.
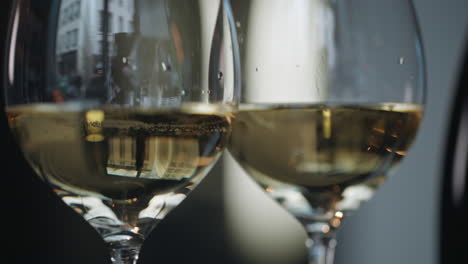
(306, 232, 337, 264)
(108, 242, 141, 264)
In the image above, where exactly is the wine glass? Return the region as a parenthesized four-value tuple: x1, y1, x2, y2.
(227, 0, 425, 263)
(3, 0, 239, 263)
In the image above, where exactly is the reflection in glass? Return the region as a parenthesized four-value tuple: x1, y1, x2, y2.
(4, 0, 238, 263)
(54, 0, 135, 102)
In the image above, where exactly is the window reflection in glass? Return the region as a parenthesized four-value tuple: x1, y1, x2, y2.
(54, 0, 204, 108)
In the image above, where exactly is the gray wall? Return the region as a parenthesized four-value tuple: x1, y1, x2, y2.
(336, 1, 468, 264)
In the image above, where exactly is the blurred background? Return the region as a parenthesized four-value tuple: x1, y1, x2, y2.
(1, 0, 467, 263)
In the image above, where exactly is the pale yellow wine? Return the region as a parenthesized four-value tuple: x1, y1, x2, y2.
(8, 103, 233, 206)
(229, 103, 423, 215)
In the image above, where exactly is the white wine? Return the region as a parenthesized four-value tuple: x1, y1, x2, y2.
(8, 103, 233, 227)
(229, 103, 423, 221)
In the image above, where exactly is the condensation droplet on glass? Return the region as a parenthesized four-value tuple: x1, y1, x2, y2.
(207, 90, 211, 95)
(322, 225, 330, 233)
(236, 21, 241, 28)
(218, 72, 223, 81)
(180, 90, 185, 96)
(255, 67, 258, 72)
(161, 62, 171, 72)
(399, 57, 405, 65)
(201, 90, 205, 95)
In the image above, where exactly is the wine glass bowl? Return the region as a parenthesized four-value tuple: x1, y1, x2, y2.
(227, 0, 425, 263)
(4, 0, 238, 263)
